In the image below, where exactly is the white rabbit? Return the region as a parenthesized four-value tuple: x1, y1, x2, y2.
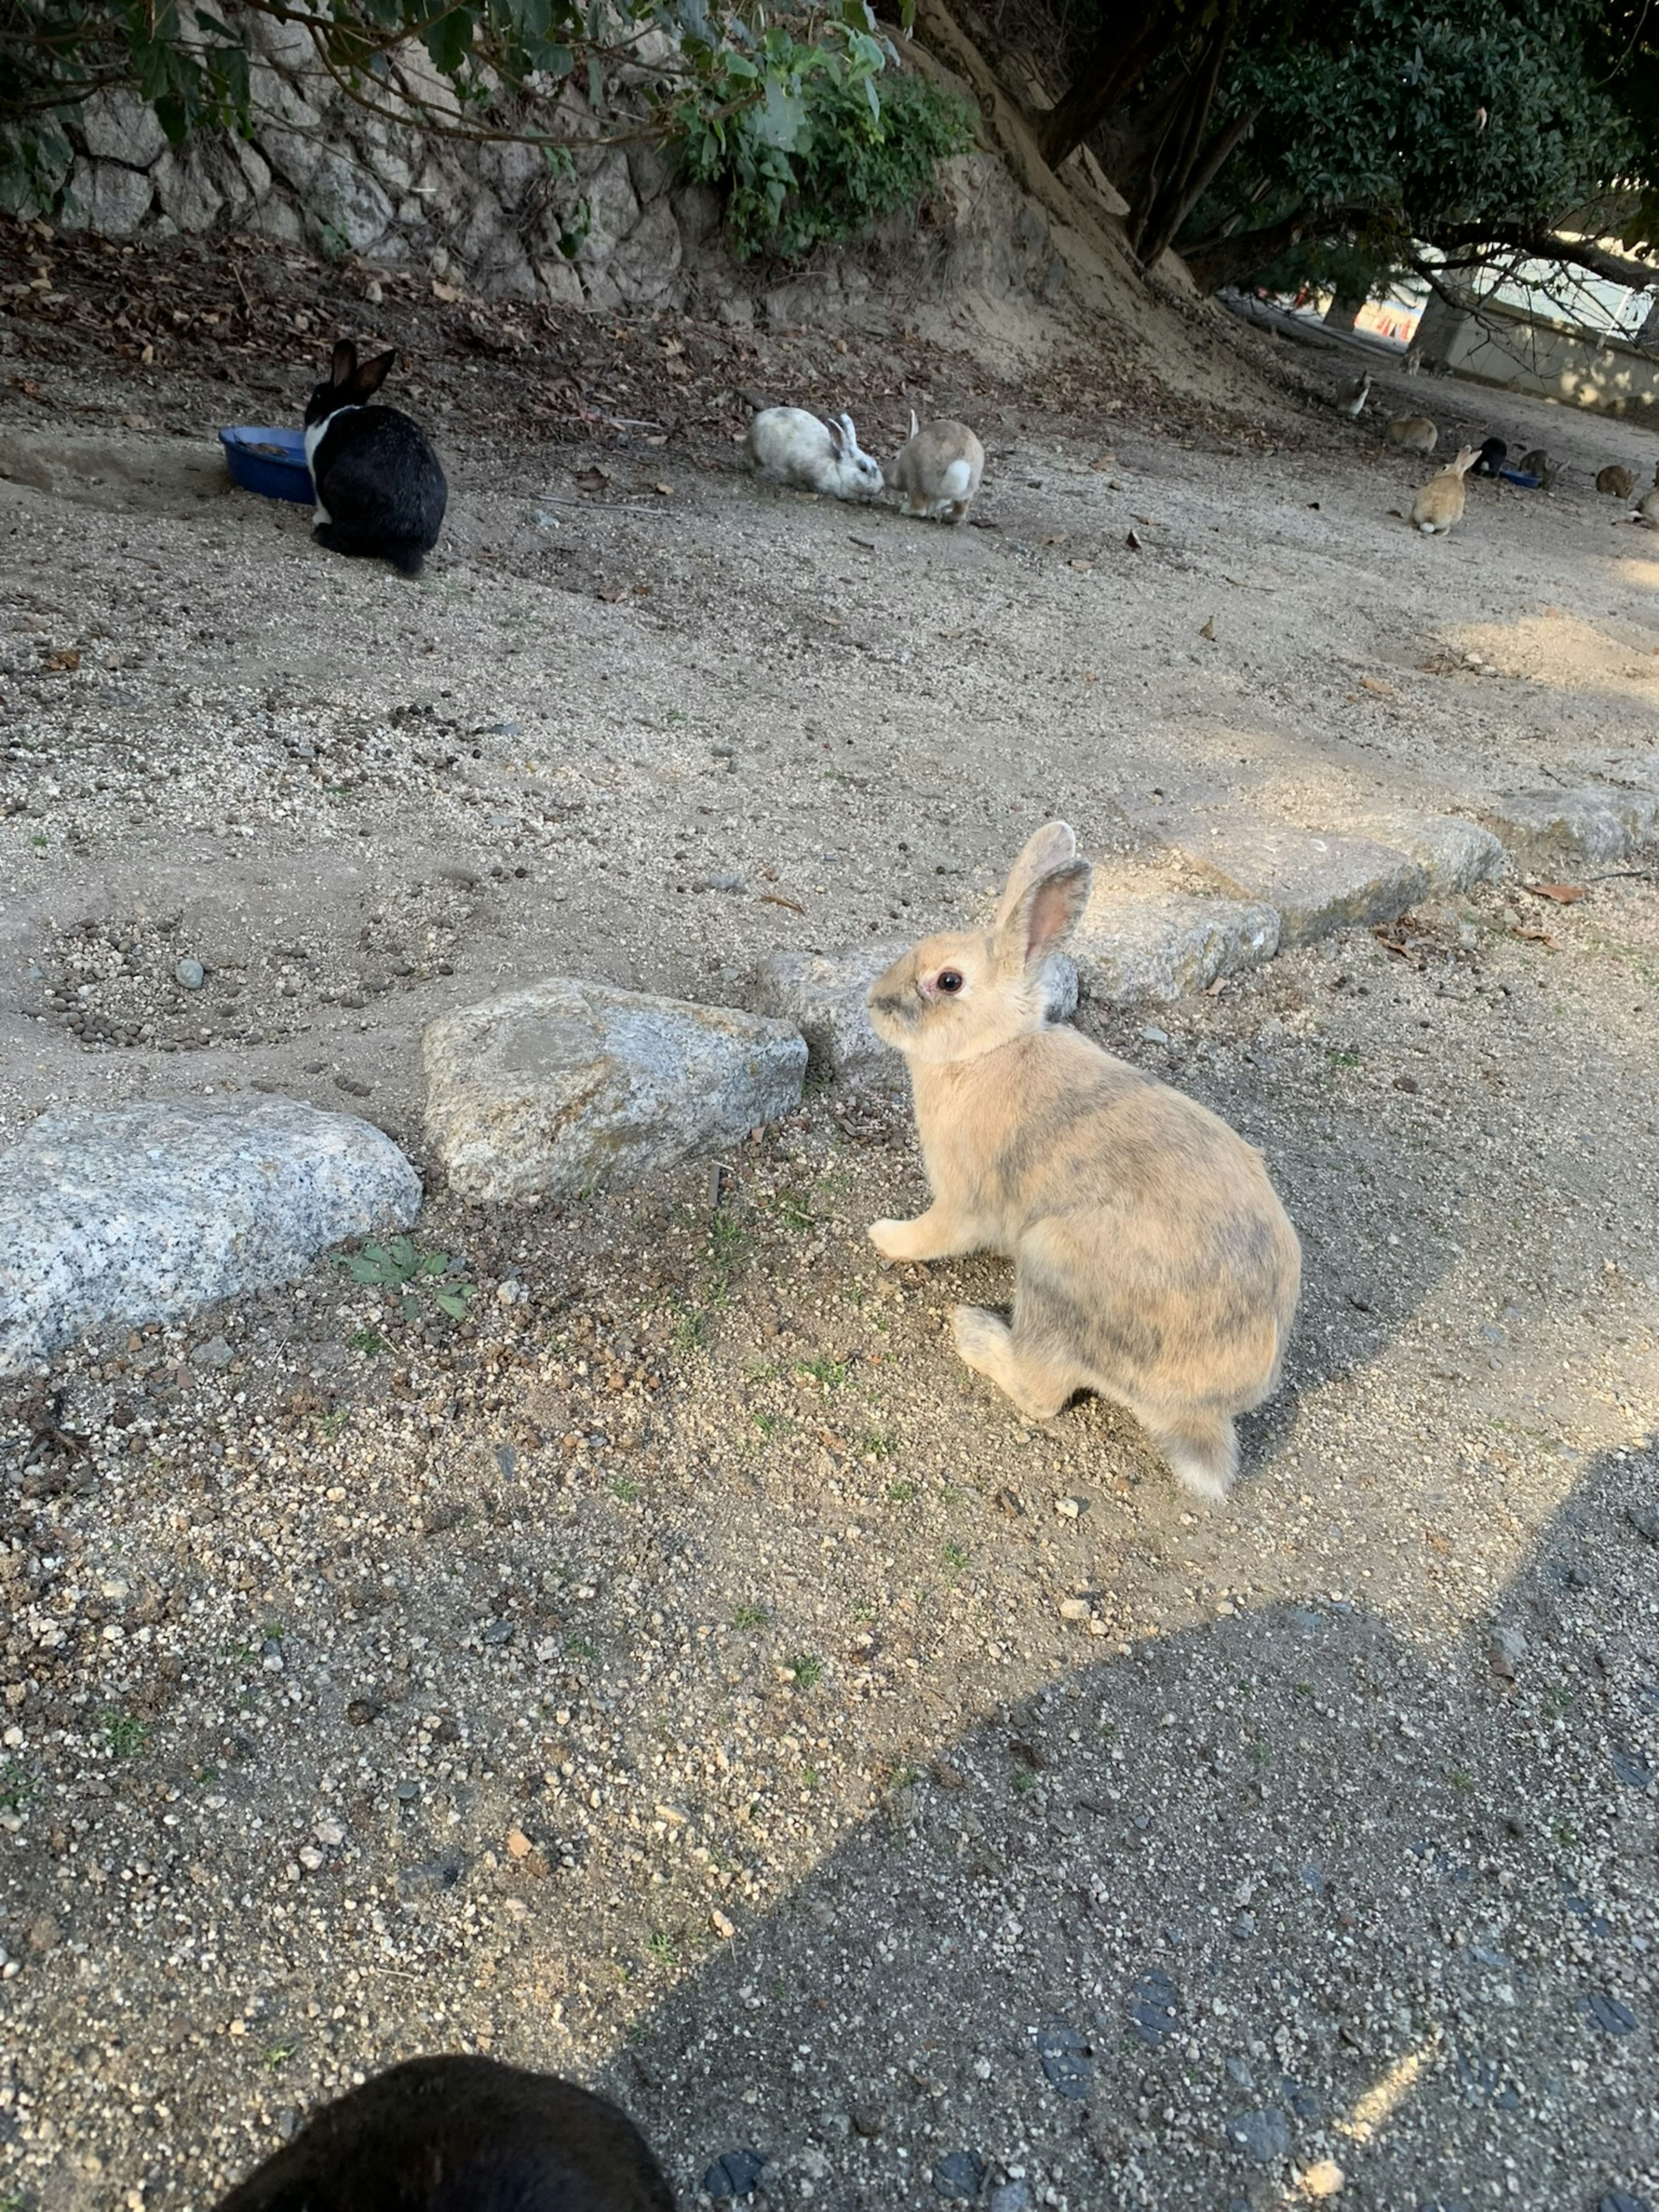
(745, 407, 884, 502)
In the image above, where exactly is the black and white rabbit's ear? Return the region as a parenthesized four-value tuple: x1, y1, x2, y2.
(351, 349, 397, 398)
(330, 339, 358, 388)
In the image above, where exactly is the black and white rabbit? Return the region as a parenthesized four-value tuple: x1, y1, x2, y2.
(213, 2054, 674, 2212)
(303, 340, 447, 577)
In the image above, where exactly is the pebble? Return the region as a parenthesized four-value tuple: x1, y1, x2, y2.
(1626, 1505, 1659, 1545)
(1487, 1624, 1526, 1679)
(1582, 1992, 1638, 2035)
(189, 1334, 234, 1370)
(691, 872, 747, 894)
(989, 2186, 1032, 2212)
(1224, 2056, 1254, 2089)
(703, 2148, 768, 2198)
(481, 1618, 516, 1646)
(931, 2150, 986, 2200)
(1224, 2107, 1290, 2161)
(1035, 2020, 1092, 2099)
(1058, 1597, 1091, 1621)
(1128, 1964, 1181, 2046)
(1599, 2195, 1653, 2212)
(175, 957, 205, 989)
(1139, 1025, 1170, 1046)
(392, 1780, 419, 1803)
(1301, 2158, 1344, 2197)
(1611, 1747, 1654, 1788)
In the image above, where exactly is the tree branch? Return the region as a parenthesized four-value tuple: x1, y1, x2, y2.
(1427, 219, 1659, 291)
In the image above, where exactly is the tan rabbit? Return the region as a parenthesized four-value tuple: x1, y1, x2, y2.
(865, 823, 1300, 1500)
(1385, 415, 1438, 454)
(889, 413, 985, 524)
(1598, 464, 1636, 497)
(1630, 463, 1659, 525)
(1408, 445, 1478, 534)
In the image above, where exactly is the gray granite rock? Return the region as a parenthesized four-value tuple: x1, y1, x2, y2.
(1070, 893, 1279, 1002)
(0, 1094, 420, 1378)
(423, 978, 807, 1203)
(750, 943, 1077, 1087)
(1476, 786, 1659, 868)
(1149, 805, 1427, 947)
(1358, 812, 1507, 896)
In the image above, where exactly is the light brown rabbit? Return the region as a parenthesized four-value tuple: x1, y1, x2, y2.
(1385, 415, 1438, 454)
(1598, 464, 1636, 497)
(1631, 462, 1659, 525)
(1408, 445, 1478, 534)
(865, 823, 1300, 1500)
(890, 412, 985, 523)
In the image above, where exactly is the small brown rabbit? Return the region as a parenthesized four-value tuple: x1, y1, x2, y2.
(1597, 464, 1636, 497)
(865, 823, 1300, 1499)
(1408, 445, 1478, 534)
(1384, 415, 1438, 454)
(890, 412, 985, 523)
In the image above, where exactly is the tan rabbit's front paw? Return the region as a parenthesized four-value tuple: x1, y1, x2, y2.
(869, 1217, 919, 1261)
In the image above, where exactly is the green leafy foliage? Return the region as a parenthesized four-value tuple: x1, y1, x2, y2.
(334, 1236, 475, 1319)
(672, 24, 974, 260)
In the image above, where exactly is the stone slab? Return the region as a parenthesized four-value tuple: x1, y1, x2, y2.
(1145, 805, 1428, 947)
(1476, 787, 1659, 869)
(0, 1093, 420, 1378)
(423, 977, 807, 1203)
(1070, 893, 1280, 1004)
(1357, 812, 1508, 896)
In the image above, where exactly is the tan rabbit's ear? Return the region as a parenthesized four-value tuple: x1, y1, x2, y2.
(994, 820, 1077, 928)
(996, 857, 1092, 972)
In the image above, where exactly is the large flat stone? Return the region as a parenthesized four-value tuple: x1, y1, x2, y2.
(1148, 806, 1427, 947)
(1070, 893, 1279, 1003)
(423, 978, 807, 1203)
(749, 943, 1077, 1087)
(1476, 787, 1659, 868)
(1358, 812, 1507, 896)
(0, 1094, 420, 1378)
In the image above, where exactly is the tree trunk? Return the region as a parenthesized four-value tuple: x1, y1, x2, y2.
(1182, 209, 1315, 292)
(1032, 0, 1174, 172)
(1323, 281, 1368, 331)
(1137, 95, 1259, 272)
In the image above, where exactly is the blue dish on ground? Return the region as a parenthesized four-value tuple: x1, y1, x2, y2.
(1498, 467, 1541, 489)
(219, 426, 312, 504)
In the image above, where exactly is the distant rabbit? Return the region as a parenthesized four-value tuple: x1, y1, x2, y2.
(746, 406, 884, 502)
(1598, 463, 1636, 497)
(214, 2055, 673, 2212)
(1332, 371, 1372, 417)
(1516, 447, 1548, 478)
(1470, 437, 1507, 477)
(1631, 461, 1659, 525)
(1384, 415, 1437, 454)
(889, 411, 986, 524)
(864, 822, 1300, 1500)
(304, 340, 446, 577)
(1409, 445, 1479, 534)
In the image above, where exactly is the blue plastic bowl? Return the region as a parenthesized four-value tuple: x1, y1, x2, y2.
(219, 425, 313, 504)
(1498, 467, 1541, 489)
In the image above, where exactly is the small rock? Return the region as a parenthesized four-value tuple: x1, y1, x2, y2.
(312, 1818, 345, 1848)
(1487, 1624, 1527, 1680)
(481, 1618, 515, 1647)
(1224, 2056, 1254, 2090)
(189, 1334, 233, 1371)
(1128, 1964, 1182, 2046)
(1626, 1505, 1659, 1545)
(1054, 1495, 1083, 1519)
(1599, 2193, 1653, 2212)
(1035, 2020, 1092, 2099)
(25, 1913, 63, 1953)
(932, 2149, 986, 2200)
(1392, 1074, 1419, 1093)
(422, 979, 807, 1205)
(174, 957, 205, 990)
(1058, 1597, 1091, 1622)
(505, 1827, 533, 1859)
(345, 1697, 381, 1727)
(989, 2186, 1032, 2212)
(334, 1074, 373, 1099)
(690, 872, 747, 894)
(1611, 1747, 1655, 1788)
(849, 2107, 884, 2139)
(1139, 1024, 1170, 1046)
(399, 1857, 462, 1896)
(1583, 1992, 1639, 2035)
(1301, 2158, 1344, 2198)
(703, 2148, 768, 2198)
(393, 1780, 420, 1804)
(1224, 2107, 1290, 2162)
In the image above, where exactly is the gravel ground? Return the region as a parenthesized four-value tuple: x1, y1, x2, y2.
(2, 219, 1658, 2212)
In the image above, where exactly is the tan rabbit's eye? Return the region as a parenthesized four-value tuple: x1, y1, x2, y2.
(936, 969, 964, 995)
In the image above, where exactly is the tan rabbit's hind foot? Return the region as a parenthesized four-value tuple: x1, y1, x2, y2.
(953, 1306, 1077, 1421)
(1143, 1414, 1239, 1503)
(868, 1207, 984, 1262)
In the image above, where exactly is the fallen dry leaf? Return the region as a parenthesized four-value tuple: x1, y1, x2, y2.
(1198, 617, 1216, 640)
(430, 279, 463, 303)
(1045, 533, 1068, 546)
(1511, 926, 1555, 948)
(1125, 529, 1142, 551)
(1089, 452, 1116, 470)
(597, 586, 627, 603)
(758, 892, 807, 915)
(43, 646, 80, 671)
(1524, 882, 1586, 905)
(1359, 675, 1395, 696)
(651, 482, 672, 496)
(505, 1827, 533, 1859)
(1068, 559, 1093, 572)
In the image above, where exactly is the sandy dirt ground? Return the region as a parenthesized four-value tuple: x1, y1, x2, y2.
(1, 220, 1657, 2212)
